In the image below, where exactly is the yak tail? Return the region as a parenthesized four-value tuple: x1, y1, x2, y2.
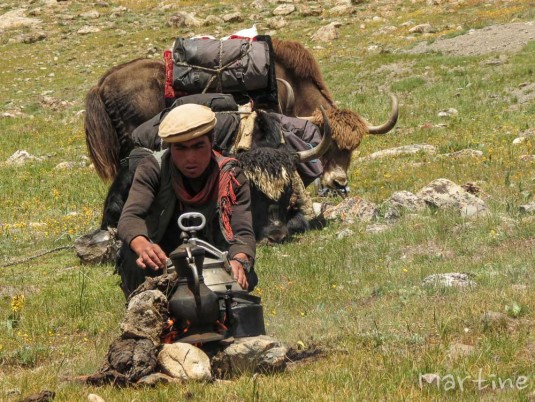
(84, 86, 121, 181)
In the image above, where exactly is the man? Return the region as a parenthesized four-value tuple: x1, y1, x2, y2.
(116, 104, 256, 298)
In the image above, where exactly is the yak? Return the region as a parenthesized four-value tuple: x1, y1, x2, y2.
(98, 103, 332, 245)
(84, 39, 398, 195)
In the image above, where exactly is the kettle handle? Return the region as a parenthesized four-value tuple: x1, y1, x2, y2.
(178, 212, 206, 234)
(190, 261, 200, 297)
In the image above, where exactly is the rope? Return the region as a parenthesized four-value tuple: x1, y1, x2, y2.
(173, 39, 254, 93)
(0, 245, 74, 268)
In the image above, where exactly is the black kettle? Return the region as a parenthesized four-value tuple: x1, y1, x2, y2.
(167, 215, 220, 335)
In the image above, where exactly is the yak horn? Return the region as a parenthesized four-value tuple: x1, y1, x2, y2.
(297, 105, 332, 163)
(366, 93, 399, 134)
(276, 78, 295, 116)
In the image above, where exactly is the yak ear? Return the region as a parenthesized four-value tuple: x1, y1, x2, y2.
(296, 106, 332, 163)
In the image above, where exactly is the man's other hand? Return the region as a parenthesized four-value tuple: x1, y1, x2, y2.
(130, 236, 168, 271)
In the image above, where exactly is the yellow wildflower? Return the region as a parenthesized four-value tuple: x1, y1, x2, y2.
(10, 294, 25, 313)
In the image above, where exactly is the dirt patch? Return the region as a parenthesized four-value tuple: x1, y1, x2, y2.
(407, 21, 535, 56)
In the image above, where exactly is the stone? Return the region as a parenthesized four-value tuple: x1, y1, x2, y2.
(361, 144, 437, 160)
(6, 150, 44, 166)
(273, 4, 295, 16)
(87, 394, 106, 402)
(409, 23, 434, 34)
(444, 149, 483, 158)
(366, 224, 390, 234)
(74, 227, 121, 265)
(311, 23, 340, 42)
(266, 17, 287, 30)
(158, 343, 212, 381)
(416, 178, 490, 218)
(136, 372, 180, 385)
(222, 12, 243, 23)
(438, 108, 459, 117)
(80, 10, 100, 19)
(519, 203, 535, 214)
(336, 228, 354, 239)
(167, 12, 203, 28)
(324, 196, 379, 223)
(422, 273, 477, 288)
(0, 9, 42, 30)
(383, 190, 427, 219)
(213, 335, 287, 376)
(121, 290, 168, 345)
(204, 15, 223, 26)
(77, 26, 101, 35)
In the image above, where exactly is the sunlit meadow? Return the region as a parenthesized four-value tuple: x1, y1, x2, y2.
(1, 0, 534, 400)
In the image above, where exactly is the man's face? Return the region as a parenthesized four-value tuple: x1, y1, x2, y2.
(170, 134, 212, 179)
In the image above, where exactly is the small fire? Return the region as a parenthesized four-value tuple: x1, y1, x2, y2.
(161, 319, 192, 344)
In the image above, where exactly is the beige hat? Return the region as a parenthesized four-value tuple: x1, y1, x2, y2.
(158, 104, 216, 143)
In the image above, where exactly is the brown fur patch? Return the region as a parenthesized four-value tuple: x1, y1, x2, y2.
(312, 108, 368, 151)
(272, 39, 336, 106)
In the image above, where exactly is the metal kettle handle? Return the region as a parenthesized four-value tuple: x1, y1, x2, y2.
(178, 212, 206, 233)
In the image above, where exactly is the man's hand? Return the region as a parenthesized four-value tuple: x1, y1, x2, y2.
(130, 236, 168, 271)
(229, 259, 248, 290)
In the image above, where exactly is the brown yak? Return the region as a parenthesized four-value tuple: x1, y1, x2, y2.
(85, 39, 398, 194)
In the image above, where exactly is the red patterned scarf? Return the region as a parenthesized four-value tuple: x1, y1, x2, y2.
(171, 150, 240, 241)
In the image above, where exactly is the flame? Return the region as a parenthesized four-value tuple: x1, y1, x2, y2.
(216, 319, 228, 332)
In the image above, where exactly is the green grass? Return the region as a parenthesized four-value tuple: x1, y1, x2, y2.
(1, 0, 535, 400)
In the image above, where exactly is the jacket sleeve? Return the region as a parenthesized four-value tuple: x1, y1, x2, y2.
(227, 168, 256, 261)
(117, 156, 160, 248)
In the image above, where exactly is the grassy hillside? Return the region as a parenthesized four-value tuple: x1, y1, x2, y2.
(1, 0, 534, 400)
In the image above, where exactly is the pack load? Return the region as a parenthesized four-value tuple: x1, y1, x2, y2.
(167, 27, 278, 108)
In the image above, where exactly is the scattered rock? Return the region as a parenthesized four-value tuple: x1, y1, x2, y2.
(167, 12, 203, 28)
(6, 150, 44, 166)
(9, 31, 47, 44)
(121, 290, 169, 345)
(273, 4, 295, 16)
(298, 4, 323, 16)
(360, 144, 437, 160)
(443, 149, 483, 158)
(74, 227, 121, 265)
(222, 12, 242, 23)
(77, 26, 101, 35)
(422, 273, 477, 288)
(382, 191, 427, 220)
(365, 224, 390, 234)
(136, 372, 180, 385)
(212, 335, 287, 376)
(407, 21, 535, 56)
(416, 178, 490, 218)
(311, 22, 340, 42)
(158, 343, 212, 381)
(324, 196, 379, 223)
(519, 203, 535, 215)
(204, 15, 223, 26)
(519, 155, 535, 162)
(0, 9, 42, 30)
(437, 108, 458, 117)
(80, 10, 100, 19)
(87, 394, 106, 402)
(328, 5, 354, 16)
(409, 23, 434, 34)
(513, 137, 526, 145)
(336, 228, 354, 239)
(266, 17, 287, 30)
